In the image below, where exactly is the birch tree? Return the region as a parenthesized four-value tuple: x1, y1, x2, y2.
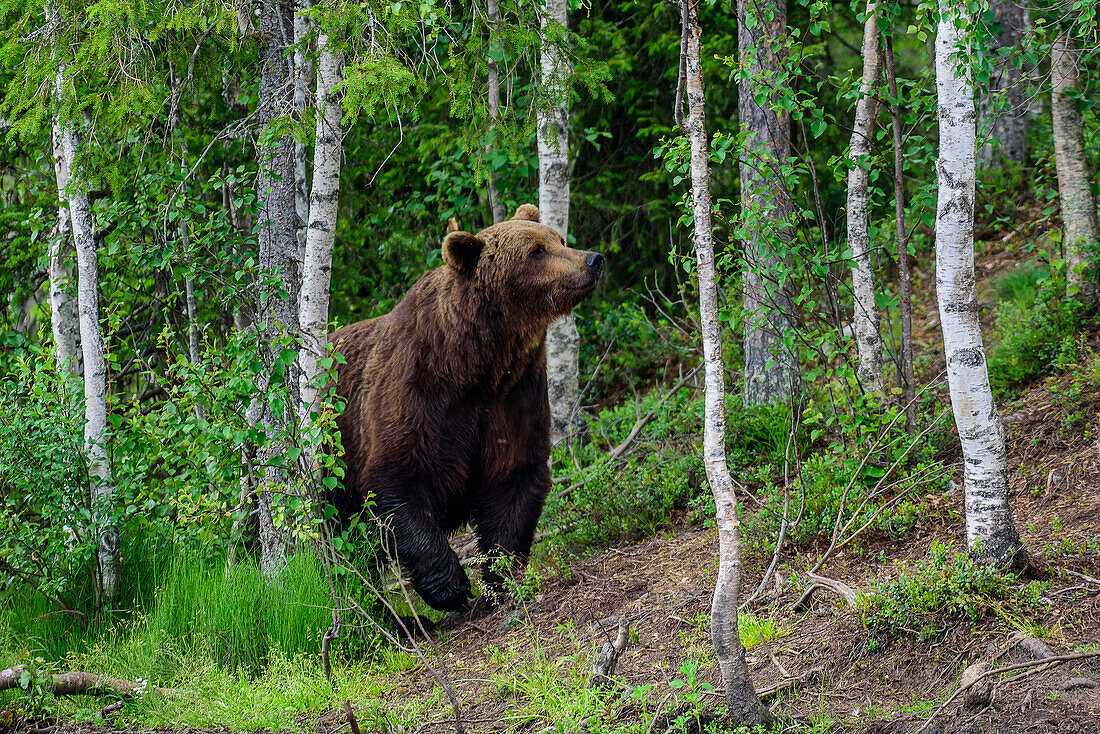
(486, 0, 505, 225)
(679, 0, 765, 723)
(254, 0, 303, 577)
(738, 0, 798, 406)
(53, 57, 120, 604)
(49, 123, 79, 377)
(935, 0, 1026, 568)
(294, 0, 313, 257)
(538, 0, 580, 444)
(299, 29, 345, 420)
(977, 0, 1030, 166)
(884, 32, 916, 431)
(846, 0, 885, 395)
(1051, 30, 1099, 307)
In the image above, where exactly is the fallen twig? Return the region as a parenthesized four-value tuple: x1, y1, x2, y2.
(911, 651, 1100, 734)
(609, 365, 701, 461)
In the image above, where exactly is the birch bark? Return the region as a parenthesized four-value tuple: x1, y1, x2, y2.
(935, 0, 1026, 568)
(884, 34, 916, 431)
(54, 68, 121, 603)
(293, 0, 313, 260)
(299, 32, 344, 420)
(738, 0, 798, 406)
(680, 0, 764, 723)
(1051, 30, 1099, 306)
(50, 123, 80, 377)
(486, 0, 505, 225)
(846, 0, 885, 395)
(255, 0, 302, 577)
(538, 0, 580, 445)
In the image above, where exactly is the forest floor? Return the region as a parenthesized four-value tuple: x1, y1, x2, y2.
(25, 239, 1100, 733)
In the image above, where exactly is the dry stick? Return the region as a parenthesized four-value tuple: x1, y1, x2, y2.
(321, 526, 465, 734)
(793, 573, 859, 610)
(589, 616, 630, 688)
(911, 651, 1100, 734)
(740, 404, 798, 610)
(343, 700, 362, 734)
(608, 365, 702, 461)
(758, 630, 791, 679)
(98, 701, 124, 718)
(822, 410, 949, 561)
(809, 375, 945, 574)
(826, 457, 948, 558)
(883, 30, 916, 434)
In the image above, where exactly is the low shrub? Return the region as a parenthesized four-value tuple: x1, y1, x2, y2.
(861, 541, 1044, 640)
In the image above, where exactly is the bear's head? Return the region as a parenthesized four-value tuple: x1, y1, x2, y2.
(441, 204, 604, 324)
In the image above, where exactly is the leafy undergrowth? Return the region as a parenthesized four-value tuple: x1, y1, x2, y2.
(5, 269, 1100, 733)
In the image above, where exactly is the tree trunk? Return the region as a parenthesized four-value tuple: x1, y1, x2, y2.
(299, 32, 344, 420)
(935, 0, 1026, 569)
(50, 122, 80, 377)
(1051, 30, 1099, 306)
(255, 0, 302, 577)
(486, 0, 505, 225)
(680, 1, 765, 723)
(538, 0, 580, 445)
(977, 0, 1030, 166)
(884, 33, 916, 432)
(54, 65, 120, 604)
(738, 0, 798, 406)
(293, 0, 313, 261)
(846, 0, 885, 395)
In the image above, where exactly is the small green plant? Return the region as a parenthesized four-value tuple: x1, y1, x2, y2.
(861, 542, 1039, 640)
(987, 258, 1084, 391)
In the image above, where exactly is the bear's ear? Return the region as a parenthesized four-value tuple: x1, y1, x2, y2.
(442, 231, 484, 273)
(512, 204, 540, 222)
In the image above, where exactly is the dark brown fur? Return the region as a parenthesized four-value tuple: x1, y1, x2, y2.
(330, 205, 603, 612)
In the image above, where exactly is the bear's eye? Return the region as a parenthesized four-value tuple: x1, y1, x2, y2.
(531, 247, 547, 259)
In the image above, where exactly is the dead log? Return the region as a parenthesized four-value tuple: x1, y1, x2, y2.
(0, 667, 176, 698)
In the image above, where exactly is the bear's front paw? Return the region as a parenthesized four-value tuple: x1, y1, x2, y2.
(413, 566, 473, 613)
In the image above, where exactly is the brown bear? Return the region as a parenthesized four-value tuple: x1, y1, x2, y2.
(329, 204, 604, 612)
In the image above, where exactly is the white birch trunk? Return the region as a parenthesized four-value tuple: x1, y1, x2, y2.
(935, 1, 1025, 568)
(538, 0, 580, 445)
(977, 0, 1030, 166)
(299, 33, 344, 421)
(738, 0, 798, 406)
(847, 0, 885, 395)
(486, 0, 505, 225)
(255, 0, 302, 577)
(681, 0, 764, 723)
(293, 0, 313, 262)
(55, 66, 120, 602)
(1051, 30, 1100, 306)
(50, 122, 80, 377)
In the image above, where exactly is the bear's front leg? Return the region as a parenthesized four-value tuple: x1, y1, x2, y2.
(472, 459, 551, 600)
(381, 503, 472, 612)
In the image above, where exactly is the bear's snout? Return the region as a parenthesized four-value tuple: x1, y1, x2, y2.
(585, 252, 605, 276)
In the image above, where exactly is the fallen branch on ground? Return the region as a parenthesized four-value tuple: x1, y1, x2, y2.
(912, 650, 1100, 734)
(0, 667, 178, 698)
(793, 573, 859, 610)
